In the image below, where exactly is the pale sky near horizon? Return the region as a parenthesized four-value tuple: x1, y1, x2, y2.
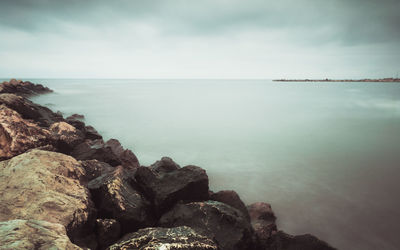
(0, 0, 399, 79)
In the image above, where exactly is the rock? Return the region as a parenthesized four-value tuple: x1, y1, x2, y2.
(107, 226, 218, 250)
(149, 156, 180, 173)
(268, 231, 336, 250)
(247, 202, 277, 248)
(95, 219, 121, 250)
(210, 190, 250, 222)
(105, 139, 139, 168)
(66, 116, 86, 132)
(88, 166, 155, 234)
(0, 79, 52, 97)
(80, 160, 114, 183)
(71, 139, 122, 166)
(0, 93, 63, 127)
(50, 121, 85, 153)
(71, 139, 139, 168)
(0, 150, 96, 245)
(67, 113, 85, 120)
(85, 125, 103, 140)
(0, 219, 82, 250)
(159, 200, 254, 250)
(134, 164, 209, 216)
(0, 105, 53, 160)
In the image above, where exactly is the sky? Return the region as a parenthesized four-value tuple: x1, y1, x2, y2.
(0, 0, 399, 79)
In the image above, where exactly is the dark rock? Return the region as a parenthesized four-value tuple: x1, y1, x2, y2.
(247, 202, 277, 248)
(105, 139, 139, 169)
(66, 116, 86, 131)
(67, 113, 85, 120)
(149, 156, 180, 173)
(88, 166, 155, 234)
(85, 125, 102, 140)
(107, 226, 218, 250)
(268, 231, 336, 250)
(71, 139, 121, 167)
(210, 190, 250, 222)
(0, 93, 63, 127)
(134, 164, 209, 216)
(159, 200, 254, 250)
(0, 79, 53, 97)
(80, 160, 114, 183)
(95, 219, 121, 250)
(50, 121, 85, 153)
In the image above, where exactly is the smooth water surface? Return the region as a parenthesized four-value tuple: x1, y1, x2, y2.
(29, 79, 400, 250)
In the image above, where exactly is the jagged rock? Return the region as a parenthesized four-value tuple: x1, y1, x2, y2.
(0, 150, 96, 245)
(85, 125, 103, 140)
(88, 166, 155, 234)
(67, 113, 85, 120)
(50, 121, 85, 153)
(107, 226, 218, 250)
(0, 79, 52, 97)
(247, 202, 277, 248)
(80, 160, 114, 183)
(71, 139, 139, 168)
(0, 219, 82, 250)
(95, 219, 121, 250)
(210, 190, 250, 222)
(105, 139, 139, 168)
(66, 115, 86, 131)
(159, 200, 254, 250)
(0, 105, 53, 160)
(149, 156, 180, 173)
(0, 93, 63, 127)
(268, 231, 336, 250)
(134, 164, 209, 215)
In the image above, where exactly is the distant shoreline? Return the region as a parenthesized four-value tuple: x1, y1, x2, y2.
(273, 78, 400, 82)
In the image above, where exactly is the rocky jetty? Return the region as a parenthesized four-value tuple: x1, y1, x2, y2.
(0, 79, 336, 249)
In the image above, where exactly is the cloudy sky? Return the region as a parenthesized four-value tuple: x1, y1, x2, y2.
(0, 0, 399, 79)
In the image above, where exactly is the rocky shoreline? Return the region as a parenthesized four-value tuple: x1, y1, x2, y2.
(274, 77, 400, 82)
(0, 79, 336, 249)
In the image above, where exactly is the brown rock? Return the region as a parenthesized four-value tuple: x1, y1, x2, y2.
(0, 219, 82, 250)
(107, 226, 218, 250)
(0, 105, 52, 160)
(268, 231, 336, 250)
(50, 121, 84, 153)
(210, 190, 250, 222)
(80, 160, 114, 183)
(247, 202, 277, 248)
(0, 150, 96, 245)
(95, 219, 121, 249)
(0, 79, 52, 97)
(0, 93, 62, 127)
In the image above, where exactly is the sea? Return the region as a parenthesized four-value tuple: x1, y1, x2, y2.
(23, 79, 400, 249)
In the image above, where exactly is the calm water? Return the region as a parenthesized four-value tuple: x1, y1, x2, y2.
(28, 79, 400, 250)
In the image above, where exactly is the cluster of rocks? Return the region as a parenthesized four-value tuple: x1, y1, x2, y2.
(0, 79, 336, 249)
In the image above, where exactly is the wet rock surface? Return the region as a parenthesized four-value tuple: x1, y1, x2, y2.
(247, 202, 277, 248)
(134, 164, 209, 216)
(0, 219, 82, 250)
(210, 190, 250, 222)
(159, 200, 254, 250)
(107, 226, 218, 250)
(268, 231, 336, 250)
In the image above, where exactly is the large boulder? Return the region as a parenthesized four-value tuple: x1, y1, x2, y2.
(50, 121, 85, 153)
(247, 202, 277, 247)
(0, 220, 81, 250)
(268, 231, 336, 250)
(0, 79, 52, 97)
(0, 105, 53, 160)
(210, 190, 250, 222)
(80, 160, 114, 183)
(107, 226, 218, 250)
(88, 166, 155, 234)
(71, 139, 138, 168)
(0, 150, 96, 245)
(149, 156, 180, 173)
(0, 93, 63, 127)
(134, 164, 209, 216)
(159, 200, 255, 250)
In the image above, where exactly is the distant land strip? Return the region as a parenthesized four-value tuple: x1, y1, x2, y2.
(273, 78, 400, 82)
